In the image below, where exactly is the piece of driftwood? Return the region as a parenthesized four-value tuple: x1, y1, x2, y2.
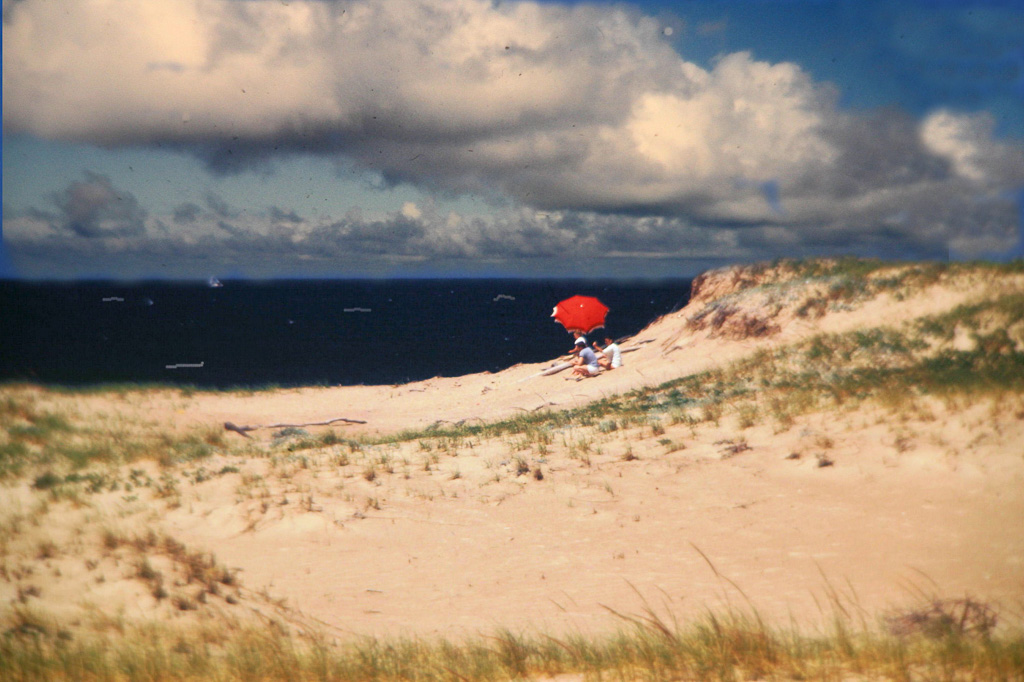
(540, 361, 574, 376)
(518, 341, 650, 382)
(549, 345, 643, 373)
(224, 416, 367, 438)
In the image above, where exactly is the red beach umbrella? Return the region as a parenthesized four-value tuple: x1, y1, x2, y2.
(551, 295, 609, 334)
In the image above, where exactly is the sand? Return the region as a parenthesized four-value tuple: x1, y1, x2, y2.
(2, 261, 1023, 642)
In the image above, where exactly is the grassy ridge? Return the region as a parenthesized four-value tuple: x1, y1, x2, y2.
(0, 386, 234, 481)
(4, 599, 1023, 681)
(366, 287, 1024, 448)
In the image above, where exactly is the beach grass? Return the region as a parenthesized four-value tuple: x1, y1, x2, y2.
(2, 596, 1022, 681)
(0, 382, 242, 483)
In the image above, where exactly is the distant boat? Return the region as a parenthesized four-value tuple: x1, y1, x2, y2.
(208, 277, 224, 288)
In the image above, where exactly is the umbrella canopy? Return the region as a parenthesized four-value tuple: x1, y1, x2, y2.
(551, 295, 609, 334)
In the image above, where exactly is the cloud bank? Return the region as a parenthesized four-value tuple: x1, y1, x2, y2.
(4, 0, 1023, 273)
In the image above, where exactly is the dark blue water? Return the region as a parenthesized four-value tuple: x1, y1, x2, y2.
(0, 279, 690, 389)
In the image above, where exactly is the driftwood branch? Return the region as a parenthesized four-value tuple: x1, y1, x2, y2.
(224, 416, 367, 438)
(517, 341, 652, 383)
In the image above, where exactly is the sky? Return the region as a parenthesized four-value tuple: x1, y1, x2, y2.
(3, 0, 1024, 280)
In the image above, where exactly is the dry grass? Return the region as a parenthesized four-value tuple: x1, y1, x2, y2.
(2, 594, 1021, 682)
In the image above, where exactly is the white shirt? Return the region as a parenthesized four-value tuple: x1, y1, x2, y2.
(603, 343, 622, 368)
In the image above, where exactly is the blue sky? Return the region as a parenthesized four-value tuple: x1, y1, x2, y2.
(3, 0, 1023, 279)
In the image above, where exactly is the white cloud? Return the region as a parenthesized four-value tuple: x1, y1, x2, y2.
(4, 0, 1023, 262)
(920, 110, 1024, 185)
(400, 202, 422, 220)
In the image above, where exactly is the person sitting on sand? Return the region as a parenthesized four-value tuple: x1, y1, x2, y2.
(594, 336, 622, 370)
(572, 344, 601, 378)
(569, 331, 587, 356)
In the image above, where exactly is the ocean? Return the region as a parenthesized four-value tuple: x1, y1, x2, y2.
(0, 279, 691, 389)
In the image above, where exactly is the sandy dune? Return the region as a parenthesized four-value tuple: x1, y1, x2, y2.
(3, 261, 1023, 642)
